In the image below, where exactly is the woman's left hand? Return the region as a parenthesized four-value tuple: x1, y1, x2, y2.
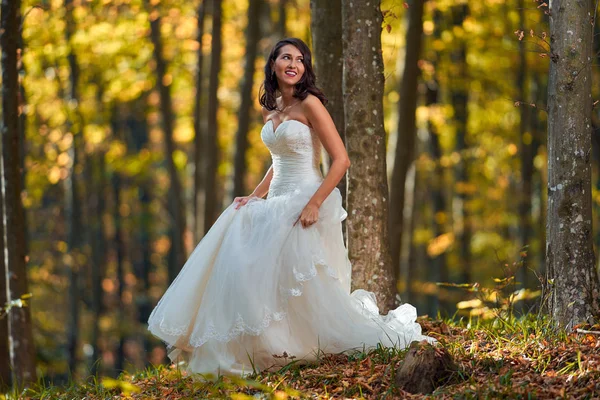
(294, 202, 320, 228)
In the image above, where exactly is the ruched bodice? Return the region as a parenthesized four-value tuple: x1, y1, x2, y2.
(261, 119, 323, 198)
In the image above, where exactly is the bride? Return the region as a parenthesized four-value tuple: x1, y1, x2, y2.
(148, 37, 433, 377)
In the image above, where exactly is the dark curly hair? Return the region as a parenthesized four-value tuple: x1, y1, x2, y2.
(259, 38, 327, 111)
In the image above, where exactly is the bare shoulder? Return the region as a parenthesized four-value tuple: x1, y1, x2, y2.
(301, 93, 324, 111)
(302, 94, 330, 122)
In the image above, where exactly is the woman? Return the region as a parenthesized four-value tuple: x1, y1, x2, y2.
(148, 37, 433, 377)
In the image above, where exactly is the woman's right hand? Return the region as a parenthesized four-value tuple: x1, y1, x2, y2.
(234, 194, 258, 209)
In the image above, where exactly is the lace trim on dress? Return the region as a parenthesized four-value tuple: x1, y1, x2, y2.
(149, 258, 341, 348)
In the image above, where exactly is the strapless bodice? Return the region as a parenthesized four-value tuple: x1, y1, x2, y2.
(261, 119, 323, 198)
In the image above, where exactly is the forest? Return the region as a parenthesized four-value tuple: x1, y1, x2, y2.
(2, 0, 600, 398)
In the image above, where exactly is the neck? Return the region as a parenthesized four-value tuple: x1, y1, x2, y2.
(278, 85, 295, 105)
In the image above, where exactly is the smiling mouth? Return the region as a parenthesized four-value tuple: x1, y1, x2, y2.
(285, 70, 297, 77)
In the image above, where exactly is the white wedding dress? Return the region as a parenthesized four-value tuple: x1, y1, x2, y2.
(148, 119, 433, 376)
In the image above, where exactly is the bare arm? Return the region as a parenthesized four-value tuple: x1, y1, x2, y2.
(235, 108, 273, 208)
(303, 95, 350, 208)
(250, 165, 273, 198)
(293, 95, 350, 227)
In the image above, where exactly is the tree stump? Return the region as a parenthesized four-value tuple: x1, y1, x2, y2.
(395, 341, 457, 394)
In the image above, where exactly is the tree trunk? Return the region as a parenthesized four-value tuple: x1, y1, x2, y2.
(233, 0, 262, 198)
(0, 0, 37, 385)
(278, 0, 287, 38)
(450, 4, 471, 287)
(112, 172, 127, 373)
(64, 0, 84, 376)
(592, 8, 600, 276)
(401, 163, 417, 303)
(0, 144, 10, 389)
(147, 0, 187, 274)
(532, 73, 546, 279)
(65, 140, 82, 377)
(426, 7, 449, 316)
(125, 101, 153, 365)
(342, 0, 396, 312)
(194, 0, 207, 240)
(17, 11, 28, 258)
(310, 0, 346, 238)
(204, 0, 223, 232)
(137, 180, 153, 364)
(389, 0, 425, 284)
(516, 0, 533, 290)
(89, 151, 106, 376)
(426, 87, 448, 316)
(546, 0, 600, 328)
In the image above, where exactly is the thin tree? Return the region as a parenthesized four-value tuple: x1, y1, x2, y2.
(389, 0, 425, 281)
(425, 7, 448, 315)
(1, 0, 37, 385)
(193, 0, 208, 240)
(88, 148, 106, 375)
(516, 0, 533, 290)
(449, 4, 471, 287)
(124, 98, 154, 365)
(204, 0, 223, 231)
(310, 0, 346, 217)
(0, 143, 10, 389)
(426, 79, 448, 314)
(146, 0, 187, 276)
(278, 0, 287, 37)
(532, 74, 546, 276)
(233, 0, 262, 198)
(342, 0, 396, 312)
(545, 0, 600, 328)
(64, 0, 84, 375)
(112, 170, 127, 373)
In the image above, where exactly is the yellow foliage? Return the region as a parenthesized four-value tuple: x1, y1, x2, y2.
(48, 166, 62, 184)
(427, 232, 454, 258)
(101, 377, 141, 394)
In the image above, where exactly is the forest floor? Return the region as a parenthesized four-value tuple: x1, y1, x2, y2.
(11, 316, 600, 400)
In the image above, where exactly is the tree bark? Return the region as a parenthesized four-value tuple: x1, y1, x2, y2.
(342, 0, 396, 312)
(204, 0, 223, 232)
(194, 0, 207, 240)
(389, 0, 425, 284)
(546, 0, 600, 328)
(233, 0, 262, 198)
(147, 0, 187, 275)
(310, 0, 346, 237)
(0, 0, 37, 385)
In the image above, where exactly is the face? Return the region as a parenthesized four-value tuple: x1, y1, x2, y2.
(271, 44, 305, 87)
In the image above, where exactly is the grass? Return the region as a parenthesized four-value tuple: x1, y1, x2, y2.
(4, 315, 600, 399)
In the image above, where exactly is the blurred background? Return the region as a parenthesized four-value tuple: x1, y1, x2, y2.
(5, 0, 600, 384)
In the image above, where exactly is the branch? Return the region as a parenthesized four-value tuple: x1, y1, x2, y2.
(576, 328, 600, 335)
